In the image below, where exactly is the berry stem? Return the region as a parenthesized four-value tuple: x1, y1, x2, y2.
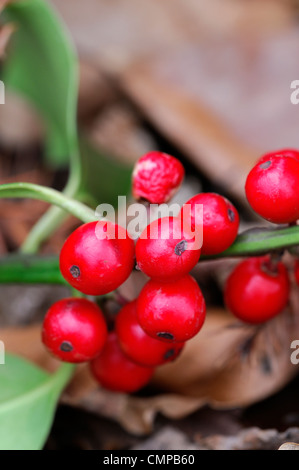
(0, 255, 66, 285)
(201, 225, 299, 260)
(0, 182, 96, 238)
(261, 251, 283, 276)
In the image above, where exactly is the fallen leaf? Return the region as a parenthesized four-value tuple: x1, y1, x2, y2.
(152, 305, 299, 408)
(279, 442, 299, 450)
(1, 284, 299, 436)
(117, 62, 257, 207)
(197, 426, 299, 450)
(49, 0, 299, 208)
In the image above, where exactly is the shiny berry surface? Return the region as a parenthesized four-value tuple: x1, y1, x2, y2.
(132, 151, 185, 204)
(224, 256, 290, 324)
(42, 298, 108, 363)
(136, 216, 201, 281)
(245, 155, 299, 224)
(59, 221, 135, 296)
(115, 300, 185, 367)
(90, 332, 154, 393)
(258, 148, 299, 164)
(137, 274, 206, 343)
(180, 192, 239, 255)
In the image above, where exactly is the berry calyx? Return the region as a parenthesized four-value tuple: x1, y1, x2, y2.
(90, 332, 154, 393)
(115, 300, 185, 367)
(135, 216, 201, 281)
(180, 192, 239, 255)
(245, 154, 299, 224)
(137, 274, 206, 343)
(42, 298, 108, 363)
(59, 221, 135, 296)
(224, 256, 290, 324)
(132, 151, 185, 204)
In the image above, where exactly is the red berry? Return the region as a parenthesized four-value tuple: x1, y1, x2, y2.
(42, 298, 108, 363)
(90, 332, 154, 393)
(180, 192, 239, 256)
(137, 274, 206, 343)
(132, 151, 185, 204)
(224, 256, 290, 324)
(59, 221, 135, 296)
(245, 155, 299, 224)
(136, 216, 201, 281)
(115, 300, 185, 367)
(258, 148, 299, 164)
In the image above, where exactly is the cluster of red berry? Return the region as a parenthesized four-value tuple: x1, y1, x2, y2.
(225, 149, 299, 324)
(41, 148, 299, 393)
(41, 151, 240, 393)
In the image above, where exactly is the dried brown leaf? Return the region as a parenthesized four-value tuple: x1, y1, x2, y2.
(279, 442, 299, 450)
(51, 0, 298, 207)
(117, 61, 258, 206)
(197, 427, 299, 450)
(1, 288, 299, 436)
(152, 304, 299, 408)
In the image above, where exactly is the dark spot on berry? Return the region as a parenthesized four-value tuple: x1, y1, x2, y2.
(70, 265, 80, 278)
(157, 332, 174, 340)
(260, 160, 272, 170)
(60, 341, 73, 352)
(227, 208, 235, 222)
(163, 349, 175, 360)
(174, 240, 187, 256)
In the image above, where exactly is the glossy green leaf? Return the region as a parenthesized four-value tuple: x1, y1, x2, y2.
(0, 353, 74, 450)
(1, 0, 79, 168)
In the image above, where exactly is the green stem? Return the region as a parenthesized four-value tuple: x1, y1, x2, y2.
(0, 255, 65, 285)
(21, 147, 82, 255)
(0, 225, 299, 285)
(0, 182, 96, 226)
(202, 225, 299, 260)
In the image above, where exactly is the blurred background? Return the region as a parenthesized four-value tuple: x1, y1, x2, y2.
(1, 0, 299, 450)
(1, 0, 299, 250)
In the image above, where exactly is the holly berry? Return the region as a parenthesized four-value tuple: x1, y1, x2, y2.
(42, 298, 108, 363)
(135, 216, 201, 281)
(137, 274, 206, 343)
(115, 300, 185, 367)
(224, 256, 290, 324)
(90, 332, 154, 393)
(59, 221, 135, 296)
(245, 154, 299, 224)
(180, 192, 239, 255)
(132, 151, 185, 204)
(258, 148, 299, 164)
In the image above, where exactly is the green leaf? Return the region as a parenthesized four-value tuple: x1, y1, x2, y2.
(0, 353, 74, 450)
(1, 0, 79, 168)
(0, 182, 96, 223)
